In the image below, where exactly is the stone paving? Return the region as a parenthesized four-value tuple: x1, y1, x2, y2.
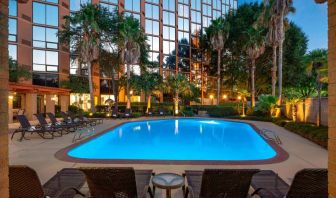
(8, 117, 328, 197)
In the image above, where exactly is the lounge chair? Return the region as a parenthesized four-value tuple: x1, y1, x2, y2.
(47, 112, 77, 132)
(78, 112, 103, 125)
(251, 169, 328, 198)
(61, 111, 86, 127)
(9, 165, 85, 198)
(184, 169, 259, 198)
(124, 108, 132, 118)
(147, 108, 153, 116)
(11, 115, 54, 141)
(34, 113, 63, 136)
(79, 167, 154, 198)
(111, 107, 119, 118)
(158, 108, 165, 116)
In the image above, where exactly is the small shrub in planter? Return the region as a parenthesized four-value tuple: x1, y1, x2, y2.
(132, 112, 142, 118)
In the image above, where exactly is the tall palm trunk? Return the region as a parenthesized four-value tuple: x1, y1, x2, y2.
(217, 49, 221, 105)
(271, 45, 277, 96)
(251, 59, 256, 107)
(0, 1, 9, 197)
(87, 61, 95, 113)
(174, 92, 179, 115)
(278, 0, 286, 105)
(126, 63, 131, 109)
(146, 95, 151, 113)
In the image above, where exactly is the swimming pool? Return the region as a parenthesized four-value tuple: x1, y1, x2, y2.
(57, 119, 288, 164)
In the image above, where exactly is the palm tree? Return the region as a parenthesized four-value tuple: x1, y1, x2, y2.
(244, 27, 266, 107)
(163, 74, 193, 115)
(0, 2, 9, 196)
(305, 49, 328, 126)
(204, 17, 230, 105)
(263, 0, 293, 103)
(58, 4, 111, 113)
(131, 72, 163, 113)
(113, 15, 148, 109)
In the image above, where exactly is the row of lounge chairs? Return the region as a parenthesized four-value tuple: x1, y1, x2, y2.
(11, 112, 103, 141)
(9, 166, 327, 198)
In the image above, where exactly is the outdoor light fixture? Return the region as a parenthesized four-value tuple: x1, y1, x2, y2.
(175, 109, 179, 115)
(237, 96, 242, 100)
(209, 95, 214, 99)
(130, 90, 133, 95)
(8, 95, 13, 100)
(89, 112, 93, 116)
(223, 94, 227, 99)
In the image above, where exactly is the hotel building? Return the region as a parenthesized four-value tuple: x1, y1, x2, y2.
(7, 0, 237, 122)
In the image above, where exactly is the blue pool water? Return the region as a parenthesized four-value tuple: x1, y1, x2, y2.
(68, 119, 277, 161)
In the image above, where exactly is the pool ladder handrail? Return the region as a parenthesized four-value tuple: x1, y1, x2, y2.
(260, 129, 282, 145)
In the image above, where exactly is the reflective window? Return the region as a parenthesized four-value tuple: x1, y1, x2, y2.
(145, 3, 159, 20)
(178, 58, 190, 72)
(191, 23, 201, 35)
(33, 73, 59, 87)
(163, 41, 175, 55)
(178, 31, 189, 41)
(202, 4, 211, 16)
(191, 10, 201, 23)
(125, 12, 140, 21)
(33, 50, 58, 72)
(70, 0, 91, 12)
(100, 3, 118, 12)
(178, 4, 189, 18)
(33, 26, 58, 49)
(147, 36, 160, 52)
(8, 44, 17, 60)
(179, 0, 189, 4)
(9, 0, 17, 16)
(125, 0, 140, 12)
(33, 2, 58, 26)
(146, 0, 159, 3)
(178, 18, 189, 31)
(8, 18, 17, 42)
(163, 55, 176, 70)
(145, 20, 159, 36)
(163, 11, 175, 26)
(191, 0, 201, 11)
(163, 26, 175, 40)
(213, 0, 221, 10)
(163, 0, 175, 11)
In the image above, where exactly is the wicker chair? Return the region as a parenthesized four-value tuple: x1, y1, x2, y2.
(80, 167, 154, 198)
(184, 169, 259, 198)
(252, 169, 328, 198)
(9, 165, 85, 198)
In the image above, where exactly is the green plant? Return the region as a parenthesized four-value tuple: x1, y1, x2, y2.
(207, 106, 238, 117)
(58, 4, 113, 113)
(60, 75, 90, 93)
(8, 58, 31, 82)
(254, 95, 277, 116)
(68, 105, 83, 114)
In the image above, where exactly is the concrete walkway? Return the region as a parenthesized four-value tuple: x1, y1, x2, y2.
(9, 117, 327, 197)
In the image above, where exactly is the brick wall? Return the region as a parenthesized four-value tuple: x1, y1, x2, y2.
(0, 1, 9, 197)
(329, 0, 336, 197)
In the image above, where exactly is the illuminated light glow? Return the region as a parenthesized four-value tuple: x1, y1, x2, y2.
(174, 120, 179, 135)
(237, 96, 242, 100)
(8, 95, 13, 100)
(175, 109, 179, 115)
(223, 94, 227, 99)
(130, 90, 133, 95)
(209, 95, 214, 99)
(200, 120, 220, 125)
(106, 113, 110, 117)
(89, 112, 93, 116)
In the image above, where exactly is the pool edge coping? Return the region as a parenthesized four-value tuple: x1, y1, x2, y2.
(55, 117, 289, 165)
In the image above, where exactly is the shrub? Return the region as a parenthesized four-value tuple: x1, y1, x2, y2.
(254, 95, 277, 116)
(207, 106, 238, 117)
(68, 105, 83, 114)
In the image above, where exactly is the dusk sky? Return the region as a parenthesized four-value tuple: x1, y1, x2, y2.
(239, 0, 328, 53)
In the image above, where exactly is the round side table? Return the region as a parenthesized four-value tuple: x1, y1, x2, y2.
(152, 173, 185, 198)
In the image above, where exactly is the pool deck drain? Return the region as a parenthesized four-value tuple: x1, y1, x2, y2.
(9, 117, 327, 198)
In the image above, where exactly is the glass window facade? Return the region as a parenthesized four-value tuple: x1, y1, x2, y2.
(32, 1, 59, 87)
(70, 0, 91, 12)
